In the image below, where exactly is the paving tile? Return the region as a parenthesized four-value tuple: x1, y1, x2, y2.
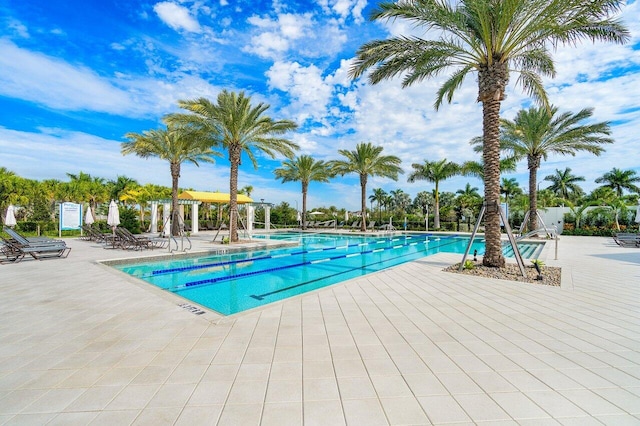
(525, 390, 589, 418)
(491, 392, 551, 420)
(370, 375, 412, 398)
(304, 377, 340, 401)
(226, 380, 268, 404)
(265, 379, 302, 403)
(132, 407, 181, 425)
(174, 405, 222, 426)
(417, 394, 471, 424)
(303, 399, 345, 426)
(262, 402, 303, 426)
(64, 386, 123, 411)
(48, 411, 99, 425)
(559, 389, 626, 416)
(379, 397, 430, 425)
(217, 403, 263, 426)
(454, 393, 511, 422)
(337, 376, 377, 399)
(342, 398, 388, 425)
(187, 381, 233, 405)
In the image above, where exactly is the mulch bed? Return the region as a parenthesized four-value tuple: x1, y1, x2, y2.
(444, 262, 561, 286)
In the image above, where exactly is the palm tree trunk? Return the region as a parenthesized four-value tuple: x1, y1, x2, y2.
(170, 162, 181, 236)
(229, 145, 241, 242)
(528, 156, 540, 233)
(302, 182, 308, 230)
(482, 98, 505, 268)
(360, 174, 367, 232)
(434, 183, 440, 229)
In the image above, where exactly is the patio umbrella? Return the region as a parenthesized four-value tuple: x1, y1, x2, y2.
(4, 204, 16, 227)
(107, 200, 120, 234)
(85, 207, 94, 226)
(345, 211, 349, 223)
(635, 200, 640, 230)
(309, 211, 323, 216)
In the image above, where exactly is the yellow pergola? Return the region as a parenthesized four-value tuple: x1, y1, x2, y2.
(178, 190, 253, 204)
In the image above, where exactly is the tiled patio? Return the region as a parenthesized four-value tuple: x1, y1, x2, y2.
(1, 233, 639, 425)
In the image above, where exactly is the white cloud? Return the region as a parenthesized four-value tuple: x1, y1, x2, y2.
(316, 0, 367, 24)
(153, 1, 201, 33)
(266, 61, 334, 123)
(244, 13, 313, 60)
(0, 39, 134, 114)
(5, 18, 30, 38)
(0, 39, 223, 117)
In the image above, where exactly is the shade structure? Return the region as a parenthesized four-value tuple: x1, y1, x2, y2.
(635, 200, 640, 230)
(85, 207, 94, 225)
(179, 190, 253, 204)
(309, 211, 324, 216)
(4, 204, 16, 227)
(107, 200, 120, 229)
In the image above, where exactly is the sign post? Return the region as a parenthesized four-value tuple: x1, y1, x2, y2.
(59, 202, 82, 237)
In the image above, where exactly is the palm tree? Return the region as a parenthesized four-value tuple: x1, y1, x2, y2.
(500, 106, 613, 233)
(544, 167, 585, 202)
(407, 159, 459, 229)
(108, 175, 138, 203)
(274, 155, 333, 230)
(122, 121, 219, 236)
(390, 188, 411, 213)
(369, 188, 387, 223)
(171, 91, 298, 242)
(500, 178, 522, 206)
(595, 168, 640, 197)
(349, 0, 628, 267)
(329, 142, 402, 232)
(65, 172, 109, 219)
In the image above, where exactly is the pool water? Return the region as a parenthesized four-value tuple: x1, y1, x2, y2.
(115, 233, 542, 315)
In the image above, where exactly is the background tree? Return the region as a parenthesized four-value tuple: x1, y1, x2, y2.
(108, 175, 138, 203)
(123, 121, 219, 236)
(350, 0, 628, 267)
(595, 168, 640, 197)
(369, 188, 388, 224)
(407, 159, 459, 229)
(455, 183, 482, 230)
(274, 155, 332, 230)
(330, 142, 403, 232)
(172, 91, 298, 242)
(544, 167, 585, 202)
(499, 106, 613, 233)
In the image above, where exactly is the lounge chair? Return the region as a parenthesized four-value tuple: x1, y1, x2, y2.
(1, 240, 25, 263)
(4, 227, 63, 245)
(2, 237, 71, 260)
(115, 227, 167, 250)
(613, 233, 639, 247)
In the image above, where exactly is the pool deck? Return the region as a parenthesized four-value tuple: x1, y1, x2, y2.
(1, 232, 639, 425)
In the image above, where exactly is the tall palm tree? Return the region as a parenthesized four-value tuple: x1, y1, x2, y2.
(171, 91, 298, 242)
(595, 168, 640, 197)
(500, 178, 522, 207)
(122, 121, 219, 236)
(349, 0, 628, 267)
(274, 155, 333, 230)
(407, 159, 459, 229)
(369, 187, 387, 223)
(544, 167, 585, 202)
(500, 106, 613, 232)
(329, 142, 402, 232)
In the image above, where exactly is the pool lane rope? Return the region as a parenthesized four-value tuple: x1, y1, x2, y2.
(171, 235, 461, 292)
(150, 234, 439, 277)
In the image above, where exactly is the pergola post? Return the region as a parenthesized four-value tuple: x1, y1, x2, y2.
(192, 203, 199, 234)
(150, 201, 158, 234)
(265, 205, 271, 231)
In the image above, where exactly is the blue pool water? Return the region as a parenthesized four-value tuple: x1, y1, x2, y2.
(115, 233, 542, 315)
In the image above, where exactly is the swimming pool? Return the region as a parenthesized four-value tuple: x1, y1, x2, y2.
(115, 233, 543, 315)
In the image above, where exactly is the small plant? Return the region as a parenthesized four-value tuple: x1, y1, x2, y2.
(463, 260, 475, 270)
(531, 259, 545, 268)
(222, 236, 229, 244)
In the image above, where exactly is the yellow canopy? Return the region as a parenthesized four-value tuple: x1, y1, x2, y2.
(179, 190, 253, 204)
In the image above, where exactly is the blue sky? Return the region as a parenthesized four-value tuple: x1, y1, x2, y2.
(1, 0, 639, 211)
